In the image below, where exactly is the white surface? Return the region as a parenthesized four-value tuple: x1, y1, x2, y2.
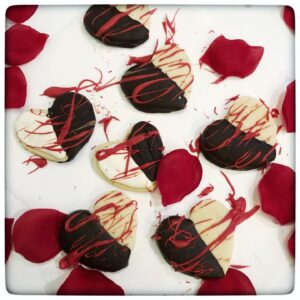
(5, 5, 295, 295)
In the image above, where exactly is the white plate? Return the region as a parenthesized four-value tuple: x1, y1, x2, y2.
(5, 5, 295, 295)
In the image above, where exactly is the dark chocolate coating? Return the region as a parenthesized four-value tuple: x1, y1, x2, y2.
(59, 210, 130, 272)
(155, 216, 224, 279)
(121, 62, 187, 113)
(200, 119, 276, 170)
(84, 5, 149, 48)
(48, 92, 96, 162)
(127, 122, 164, 181)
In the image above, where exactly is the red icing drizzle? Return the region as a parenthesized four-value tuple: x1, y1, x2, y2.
(154, 172, 259, 277)
(99, 115, 120, 141)
(225, 94, 240, 105)
(271, 108, 279, 118)
(201, 99, 277, 169)
(197, 184, 214, 198)
(189, 136, 201, 157)
(95, 125, 160, 181)
(84, 5, 153, 45)
(23, 155, 48, 174)
(162, 10, 179, 45)
(59, 192, 137, 269)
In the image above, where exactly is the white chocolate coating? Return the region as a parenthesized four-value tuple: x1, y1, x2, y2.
(15, 109, 67, 162)
(226, 96, 277, 146)
(116, 5, 151, 29)
(93, 190, 137, 249)
(93, 142, 156, 192)
(152, 44, 194, 99)
(189, 199, 234, 274)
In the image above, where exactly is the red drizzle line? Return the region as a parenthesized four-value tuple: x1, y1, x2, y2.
(22, 156, 48, 174)
(162, 10, 179, 45)
(230, 264, 249, 269)
(96, 125, 160, 181)
(197, 184, 214, 198)
(60, 192, 137, 269)
(22, 93, 95, 155)
(271, 108, 279, 118)
(225, 94, 240, 105)
(201, 100, 277, 169)
(213, 106, 218, 116)
(277, 124, 283, 134)
(188, 136, 201, 157)
(94, 5, 144, 41)
(99, 115, 120, 141)
(153, 172, 259, 277)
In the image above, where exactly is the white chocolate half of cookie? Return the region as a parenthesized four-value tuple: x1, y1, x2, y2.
(189, 199, 234, 274)
(116, 5, 151, 29)
(226, 96, 277, 146)
(15, 109, 67, 162)
(92, 142, 156, 192)
(93, 190, 137, 249)
(151, 44, 194, 99)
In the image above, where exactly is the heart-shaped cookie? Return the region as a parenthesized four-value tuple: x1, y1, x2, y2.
(154, 196, 259, 279)
(84, 5, 151, 48)
(154, 200, 232, 278)
(199, 96, 277, 170)
(93, 121, 164, 192)
(59, 191, 137, 272)
(120, 44, 194, 113)
(15, 92, 96, 162)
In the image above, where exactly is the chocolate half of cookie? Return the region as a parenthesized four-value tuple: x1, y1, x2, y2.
(199, 96, 277, 170)
(59, 191, 137, 272)
(84, 5, 150, 48)
(120, 44, 193, 113)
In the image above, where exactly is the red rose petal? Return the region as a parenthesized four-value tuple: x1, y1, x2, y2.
(5, 66, 27, 108)
(282, 80, 295, 133)
(42, 86, 76, 98)
(200, 35, 264, 83)
(57, 265, 124, 295)
(6, 5, 38, 23)
(5, 24, 49, 66)
(258, 163, 295, 225)
(5, 218, 14, 263)
(198, 268, 256, 295)
(283, 6, 295, 32)
(12, 209, 66, 263)
(288, 231, 295, 259)
(157, 149, 202, 206)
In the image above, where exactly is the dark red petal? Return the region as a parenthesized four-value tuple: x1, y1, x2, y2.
(5, 24, 49, 66)
(282, 80, 295, 133)
(5, 66, 27, 108)
(288, 231, 295, 259)
(283, 6, 295, 32)
(6, 5, 38, 23)
(258, 163, 295, 225)
(42, 86, 76, 98)
(5, 218, 14, 263)
(200, 35, 264, 81)
(12, 209, 66, 263)
(198, 268, 256, 295)
(57, 265, 124, 295)
(157, 149, 202, 206)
